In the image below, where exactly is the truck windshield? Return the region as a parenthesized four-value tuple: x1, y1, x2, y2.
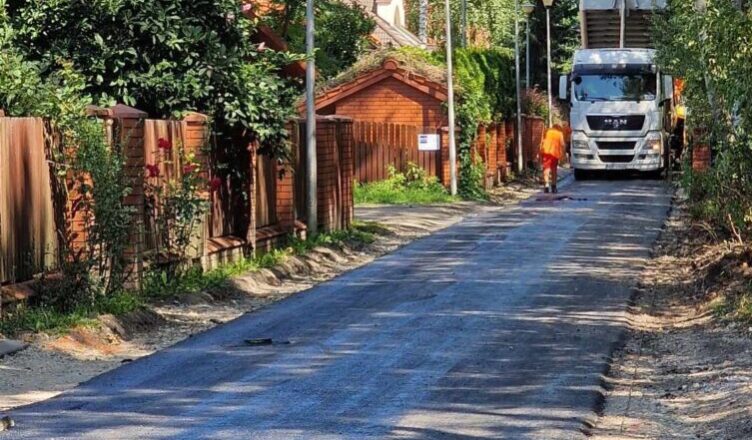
(574, 73, 656, 102)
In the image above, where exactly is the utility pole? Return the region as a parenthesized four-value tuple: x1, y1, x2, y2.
(525, 17, 531, 88)
(514, 0, 523, 173)
(445, 0, 458, 195)
(418, 0, 428, 44)
(460, 0, 467, 47)
(305, 0, 317, 235)
(544, 0, 554, 127)
(522, 3, 535, 88)
(619, 0, 626, 48)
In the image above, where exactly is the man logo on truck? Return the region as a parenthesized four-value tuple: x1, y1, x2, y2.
(604, 118, 629, 129)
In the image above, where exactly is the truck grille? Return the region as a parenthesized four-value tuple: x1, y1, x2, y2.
(596, 141, 636, 150)
(587, 115, 645, 131)
(600, 155, 635, 163)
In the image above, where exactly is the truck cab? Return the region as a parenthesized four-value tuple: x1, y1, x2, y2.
(560, 49, 674, 179)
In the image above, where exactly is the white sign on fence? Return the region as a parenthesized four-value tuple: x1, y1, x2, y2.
(417, 134, 440, 151)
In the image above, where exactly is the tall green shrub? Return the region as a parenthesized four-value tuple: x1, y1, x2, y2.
(266, 0, 375, 78)
(654, 0, 752, 240)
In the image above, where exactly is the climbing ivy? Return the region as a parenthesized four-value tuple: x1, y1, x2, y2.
(451, 48, 515, 198)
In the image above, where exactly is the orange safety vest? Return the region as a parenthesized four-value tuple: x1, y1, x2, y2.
(540, 128, 565, 160)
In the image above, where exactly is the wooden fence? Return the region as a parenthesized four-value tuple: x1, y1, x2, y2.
(352, 122, 441, 183)
(349, 116, 543, 189)
(292, 117, 355, 232)
(0, 118, 58, 285)
(1, 108, 355, 291)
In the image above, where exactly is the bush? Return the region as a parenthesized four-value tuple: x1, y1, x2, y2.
(521, 86, 563, 124)
(5, 0, 300, 156)
(656, 1, 752, 242)
(354, 163, 456, 205)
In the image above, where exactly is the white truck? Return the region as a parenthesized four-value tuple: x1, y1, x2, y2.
(559, 0, 675, 179)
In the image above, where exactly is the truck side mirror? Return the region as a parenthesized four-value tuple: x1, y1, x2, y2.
(558, 75, 568, 101)
(662, 75, 674, 102)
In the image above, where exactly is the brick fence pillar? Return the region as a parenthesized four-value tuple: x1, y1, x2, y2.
(87, 104, 149, 287)
(338, 118, 354, 229)
(276, 159, 296, 231)
(692, 127, 711, 171)
(247, 141, 258, 251)
(496, 124, 508, 183)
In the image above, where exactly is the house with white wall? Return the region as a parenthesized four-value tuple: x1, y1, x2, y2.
(352, 0, 423, 47)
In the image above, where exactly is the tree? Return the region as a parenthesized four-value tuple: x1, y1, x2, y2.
(528, 0, 579, 84)
(265, 0, 375, 78)
(406, 0, 516, 49)
(6, 0, 300, 152)
(654, 0, 752, 240)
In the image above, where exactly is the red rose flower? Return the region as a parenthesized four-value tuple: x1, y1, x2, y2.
(146, 164, 160, 178)
(182, 164, 197, 175)
(157, 138, 172, 150)
(209, 177, 223, 191)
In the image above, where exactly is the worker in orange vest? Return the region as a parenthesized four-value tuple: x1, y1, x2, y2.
(540, 124, 566, 193)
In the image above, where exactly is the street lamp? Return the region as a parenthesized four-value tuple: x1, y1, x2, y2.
(543, 0, 554, 127)
(521, 3, 535, 89)
(445, 0, 458, 195)
(305, 0, 317, 234)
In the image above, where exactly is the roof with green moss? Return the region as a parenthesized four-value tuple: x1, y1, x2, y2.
(300, 50, 452, 112)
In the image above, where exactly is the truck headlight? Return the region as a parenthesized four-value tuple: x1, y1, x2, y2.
(647, 137, 662, 153)
(572, 140, 589, 151)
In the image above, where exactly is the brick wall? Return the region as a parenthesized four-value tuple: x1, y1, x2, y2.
(291, 117, 355, 233)
(692, 127, 711, 171)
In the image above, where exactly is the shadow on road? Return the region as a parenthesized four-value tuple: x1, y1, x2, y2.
(7, 180, 672, 440)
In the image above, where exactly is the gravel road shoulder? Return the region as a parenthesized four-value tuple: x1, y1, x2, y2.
(591, 191, 752, 440)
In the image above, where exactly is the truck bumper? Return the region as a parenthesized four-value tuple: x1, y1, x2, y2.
(570, 133, 664, 172)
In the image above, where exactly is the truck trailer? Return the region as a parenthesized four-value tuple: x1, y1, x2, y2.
(560, 0, 675, 179)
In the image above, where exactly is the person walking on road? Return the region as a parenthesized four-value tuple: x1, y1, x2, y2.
(540, 124, 566, 193)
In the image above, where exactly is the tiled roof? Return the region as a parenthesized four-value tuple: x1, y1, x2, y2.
(371, 14, 423, 47)
(348, 0, 423, 48)
(299, 58, 447, 113)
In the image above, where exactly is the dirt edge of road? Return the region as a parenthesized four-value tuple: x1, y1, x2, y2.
(591, 189, 752, 440)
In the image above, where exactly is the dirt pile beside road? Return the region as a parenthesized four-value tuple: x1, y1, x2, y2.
(592, 192, 752, 440)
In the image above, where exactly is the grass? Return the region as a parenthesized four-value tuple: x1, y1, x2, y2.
(0, 222, 385, 337)
(354, 163, 459, 205)
(0, 290, 144, 337)
(712, 287, 752, 324)
(355, 180, 457, 205)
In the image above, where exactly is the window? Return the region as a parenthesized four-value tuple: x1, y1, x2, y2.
(574, 73, 657, 102)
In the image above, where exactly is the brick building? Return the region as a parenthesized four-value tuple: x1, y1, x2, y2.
(310, 59, 448, 127)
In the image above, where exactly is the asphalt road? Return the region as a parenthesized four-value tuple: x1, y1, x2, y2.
(5, 178, 672, 440)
